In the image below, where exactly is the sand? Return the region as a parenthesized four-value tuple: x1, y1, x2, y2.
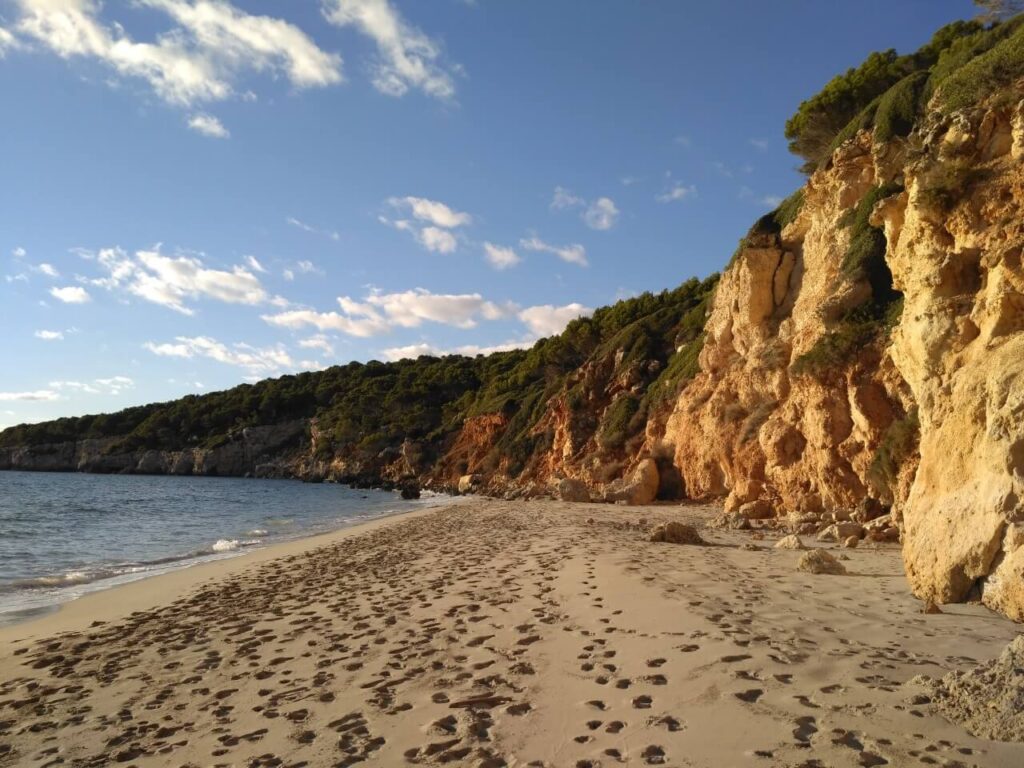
(1, 499, 1022, 768)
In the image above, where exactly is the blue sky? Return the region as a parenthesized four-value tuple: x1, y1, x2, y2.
(0, 0, 977, 428)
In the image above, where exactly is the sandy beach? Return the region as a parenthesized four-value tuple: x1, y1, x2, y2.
(1, 499, 1022, 768)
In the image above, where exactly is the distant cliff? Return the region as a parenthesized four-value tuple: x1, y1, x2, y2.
(4, 15, 1024, 620)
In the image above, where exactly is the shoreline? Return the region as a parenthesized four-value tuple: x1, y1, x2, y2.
(2, 499, 1022, 767)
(0, 503, 443, 646)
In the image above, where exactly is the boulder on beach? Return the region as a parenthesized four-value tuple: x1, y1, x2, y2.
(603, 458, 660, 505)
(556, 477, 592, 503)
(457, 474, 480, 494)
(650, 521, 705, 545)
(797, 548, 847, 575)
(774, 534, 804, 550)
(929, 635, 1024, 741)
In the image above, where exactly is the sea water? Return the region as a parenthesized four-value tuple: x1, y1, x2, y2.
(0, 471, 451, 626)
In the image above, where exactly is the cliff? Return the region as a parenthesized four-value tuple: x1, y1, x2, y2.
(3, 15, 1024, 619)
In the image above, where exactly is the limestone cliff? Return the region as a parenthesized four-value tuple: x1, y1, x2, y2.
(655, 92, 1024, 620)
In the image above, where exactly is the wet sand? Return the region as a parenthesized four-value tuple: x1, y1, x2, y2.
(1, 500, 1022, 767)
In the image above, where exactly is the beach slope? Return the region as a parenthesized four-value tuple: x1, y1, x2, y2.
(1, 500, 1022, 767)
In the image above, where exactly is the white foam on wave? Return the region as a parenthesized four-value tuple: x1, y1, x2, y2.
(212, 539, 240, 552)
(247, 529, 268, 536)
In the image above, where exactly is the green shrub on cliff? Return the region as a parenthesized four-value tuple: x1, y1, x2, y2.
(785, 16, 1024, 169)
(0, 275, 719, 478)
(868, 408, 921, 495)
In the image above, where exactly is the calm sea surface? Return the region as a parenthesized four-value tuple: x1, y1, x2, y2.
(0, 471, 452, 626)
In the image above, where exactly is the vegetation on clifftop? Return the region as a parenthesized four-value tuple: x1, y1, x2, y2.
(786, 15, 1024, 169)
(0, 276, 718, 478)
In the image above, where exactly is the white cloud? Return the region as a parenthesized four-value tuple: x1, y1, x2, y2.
(656, 183, 696, 203)
(550, 186, 583, 210)
(12, 246, 26, 258)
(187, 113, 229, 138)
(283, 268, 295, 281)
(86, 246, 266, 314)
(50, 380, 98, 394)
(583, 197, 619, 231)
(760, 195, 784, 207)
(262, 308, 388, 337)
(141, 0, 343, 87)
(95, 375, 134, 393)
(263, 287, 513, 336)
(388, 196, 470, 228)
(34, 330, 64, 341)
(550, 187, 619, 231)
(50, 285, 91, 303)
(12, 0, 342, 108)
(518, 302, 592, 337)
(0, 390, 59, 402)
(51, 376, 135, 395)
(0, 26, 18, 56)
(519, 236, 588, 267)
(674, 135, 691, 147)
(298, 334, 335, 354)
(323, 0, 456, 99)
(287, 216, 340, 241)
(245, 255, 267, 273)
(418, 226, 457, 254)
(482, 242, 520, 270)
(384, 197, 470, 253)
(749, 138, 769, 150)
(380, 338, 532, 362)
(32, 262, 59, 277)
(144, 335, 294, 374)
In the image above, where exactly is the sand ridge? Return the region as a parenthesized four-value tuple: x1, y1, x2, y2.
(0, 500, 1022, 767)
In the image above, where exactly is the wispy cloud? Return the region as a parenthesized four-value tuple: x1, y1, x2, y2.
(0, 389, 60, 402)
(322, 0, 458, 100)
(287, 216, 340, 241)
(34, 330, 64, 341)
(656, 183, 696, 204)
(380, 339, 533, 362)
(383, 196, 471, 253)
(187, 113, 230, 138)
(482, 242, 521, 270)
(519, 236, 588, 267)
(50, 377, 135, 395)
(550, 187, 620, 231)
(298, 334, 335, 355)
(263, 287, 514, 336)
(145, 335, 294, 374)
(245, 255, 267, 273)
(749, 138, 769, 150)
(50, 285, 91, 303)
(11, 0, 343, 111)
(518, 303, 592, 336)
(82, 246, 266, 315)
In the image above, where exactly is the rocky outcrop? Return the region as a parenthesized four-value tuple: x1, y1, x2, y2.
(878, 99, 1024, 620)
(660, 139, 915, 517)
(648, 92, 1024, 620)
(0, 420, 307, 478)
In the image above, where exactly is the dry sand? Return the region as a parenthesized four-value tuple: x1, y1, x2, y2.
(1, 499, 1022, 768)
